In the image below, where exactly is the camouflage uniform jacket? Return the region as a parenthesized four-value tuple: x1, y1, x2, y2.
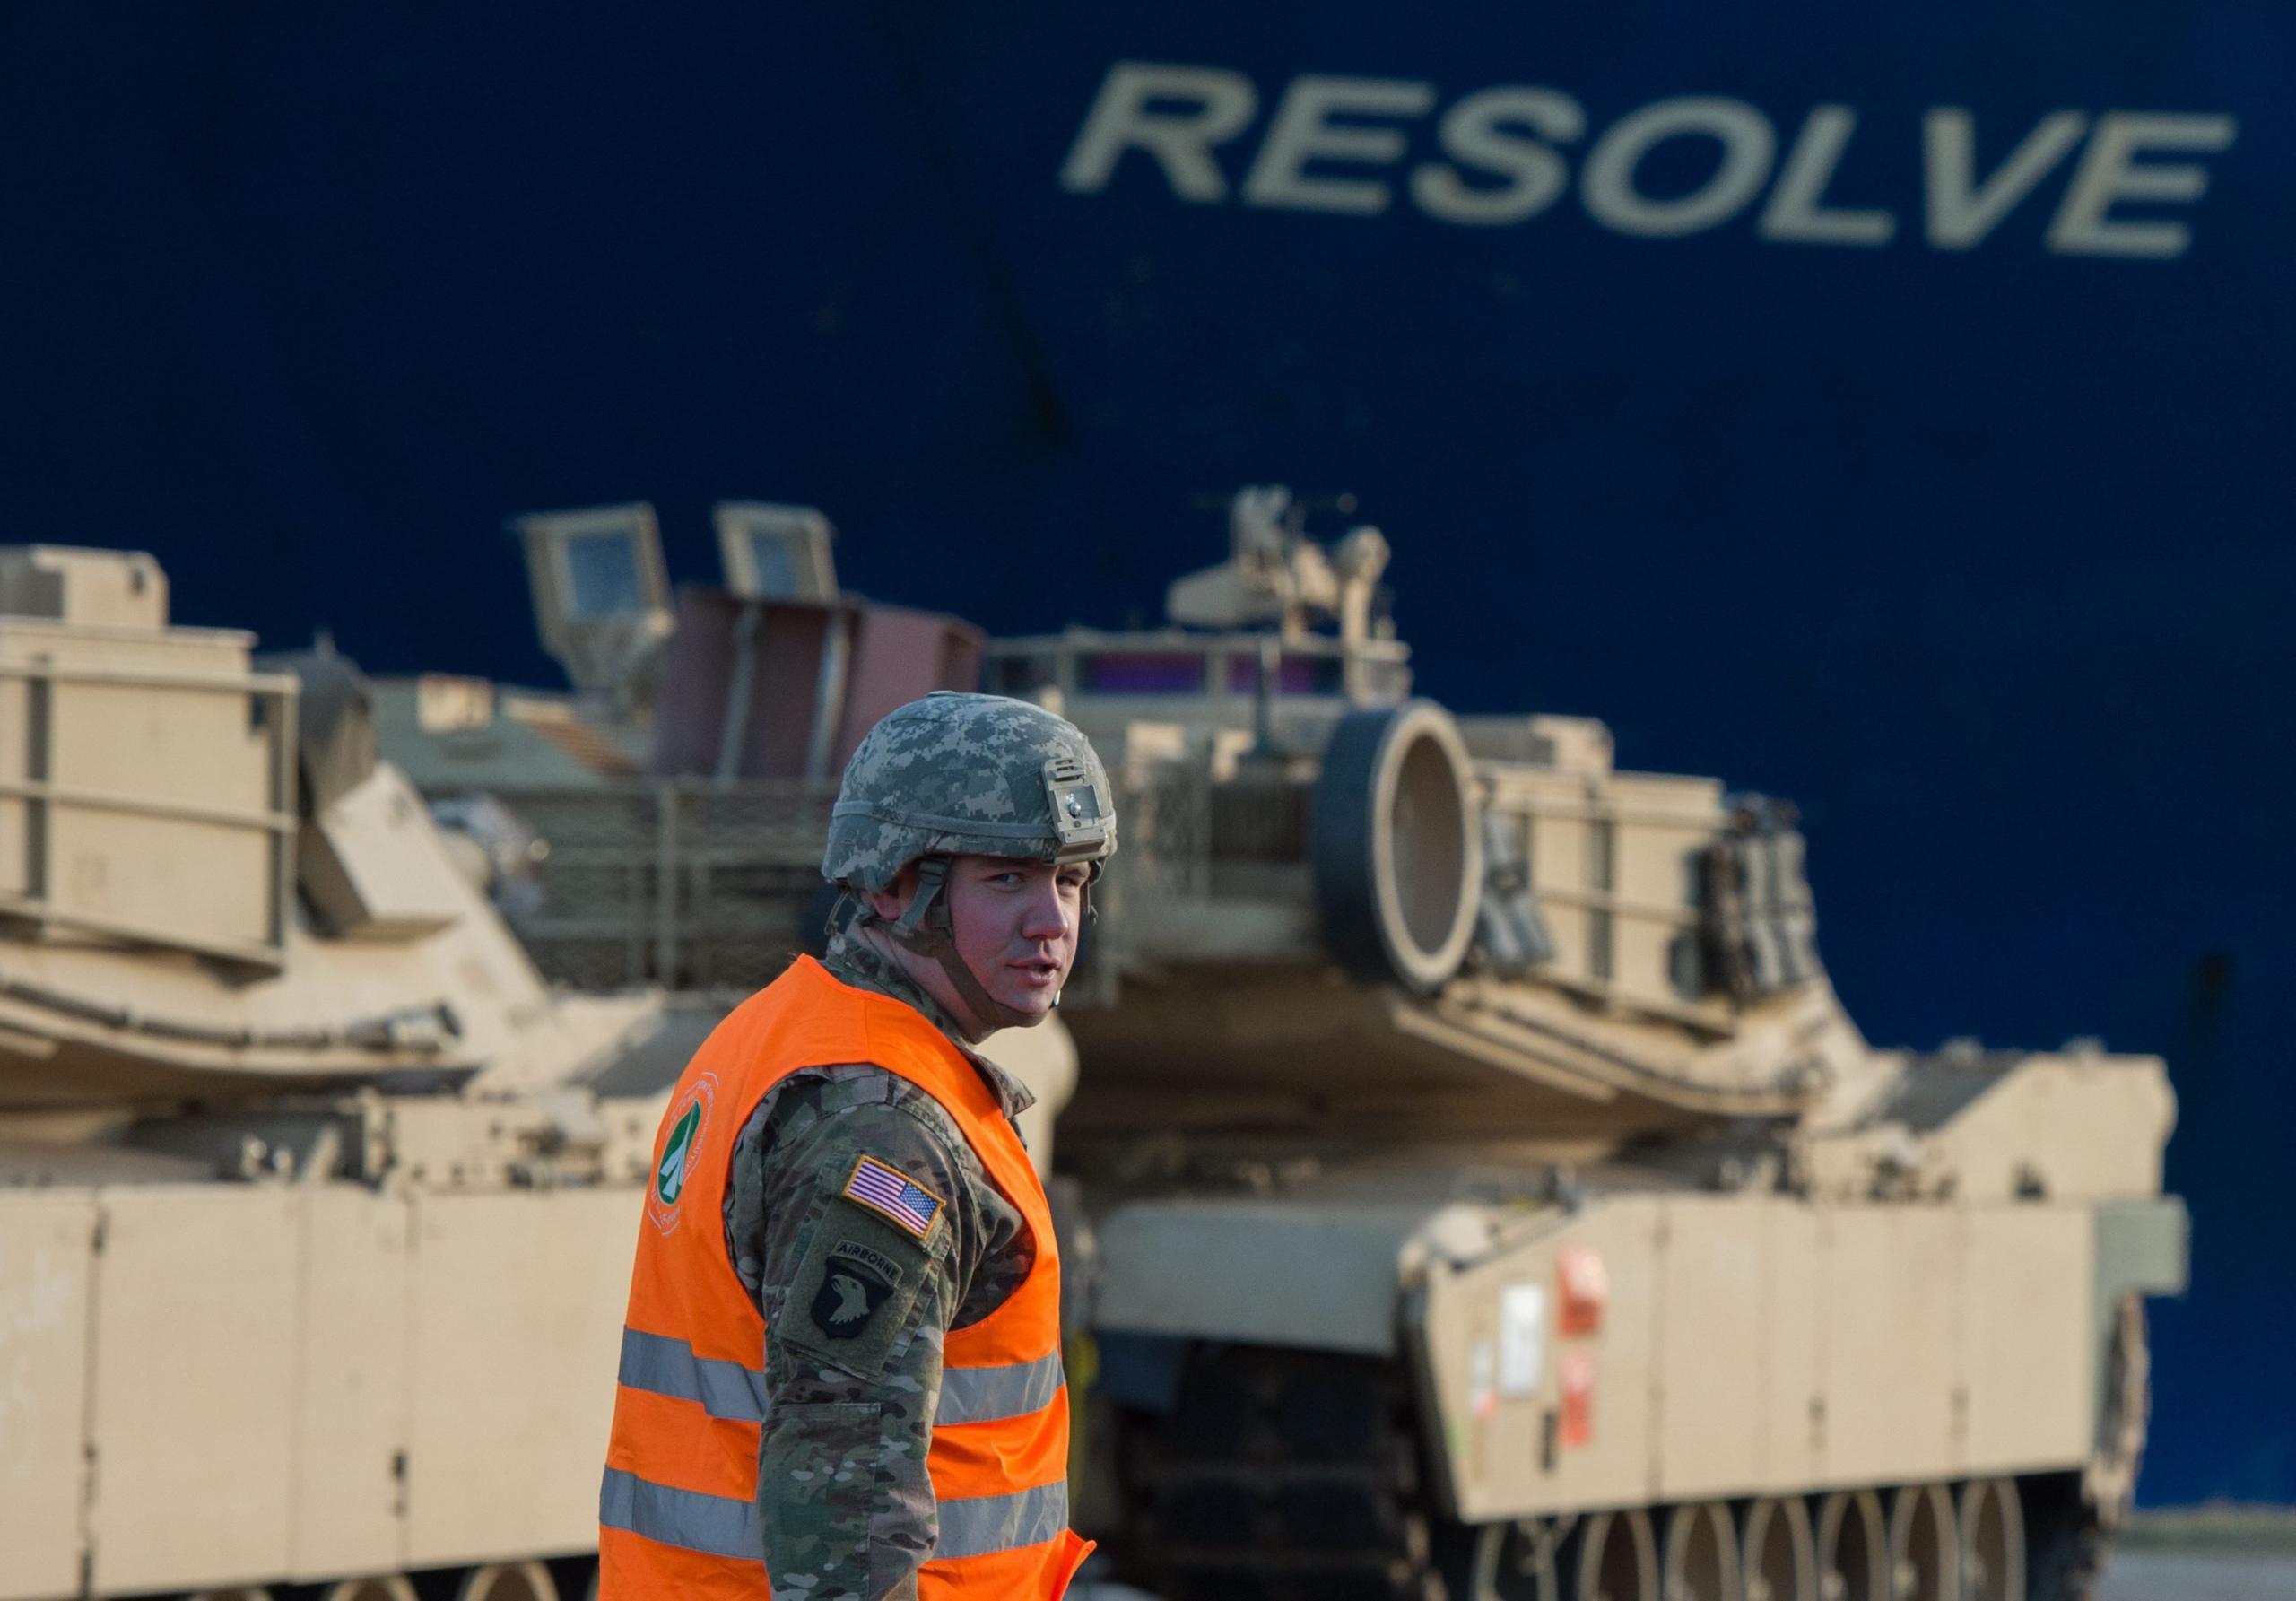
(721, 935, 1039, 1601)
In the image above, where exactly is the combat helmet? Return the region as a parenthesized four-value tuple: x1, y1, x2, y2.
(823, 692, 1116, 1031)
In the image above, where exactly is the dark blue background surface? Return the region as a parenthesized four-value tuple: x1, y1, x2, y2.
(1, 4, 2285, 1503)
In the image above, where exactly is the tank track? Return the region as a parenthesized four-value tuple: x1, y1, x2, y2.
(2023, 1295, 2151, 1601)
(1112, 1343, 1458, 1601)
(1111, 1313, 2154, 1601)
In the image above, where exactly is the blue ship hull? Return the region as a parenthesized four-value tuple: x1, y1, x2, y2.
(0, 4, 2285, 1505)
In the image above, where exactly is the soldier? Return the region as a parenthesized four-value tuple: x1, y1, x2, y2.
(597, 692, 1115, 1600)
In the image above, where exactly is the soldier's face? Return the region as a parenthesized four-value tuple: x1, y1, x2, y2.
(941, 857, 1090, 1021)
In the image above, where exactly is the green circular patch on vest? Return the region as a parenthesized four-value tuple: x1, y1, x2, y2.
(657, 1101, 703, 1205)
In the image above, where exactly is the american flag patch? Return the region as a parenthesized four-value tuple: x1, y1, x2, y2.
(841, 1154, 944, 1240)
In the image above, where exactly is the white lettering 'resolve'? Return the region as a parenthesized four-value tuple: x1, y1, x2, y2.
(1059, 61, 2239, 260)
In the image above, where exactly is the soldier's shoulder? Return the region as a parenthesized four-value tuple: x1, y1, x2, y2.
(749, 1065, 972, 1179)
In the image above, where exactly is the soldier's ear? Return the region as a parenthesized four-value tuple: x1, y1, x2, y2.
(865, 866, 917, 924)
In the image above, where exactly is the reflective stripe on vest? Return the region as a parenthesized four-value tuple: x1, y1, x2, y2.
(602, 1467, 1071, 1563)
(601, 1466, 757, 1562)
(617, 1328, 766, 1423)
(596, 957, 1088, 1599)
(616, 1326, 1065, 1427)
(936, 1350, 1067, 1425)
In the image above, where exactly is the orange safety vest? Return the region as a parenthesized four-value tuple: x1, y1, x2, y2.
(598, 955, 1092, 1599)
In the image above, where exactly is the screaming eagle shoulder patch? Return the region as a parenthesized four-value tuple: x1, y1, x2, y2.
(840, 1153, 945, 1241)
(785, 1179, 935, 1375)
(811, 1240, 903, 1340)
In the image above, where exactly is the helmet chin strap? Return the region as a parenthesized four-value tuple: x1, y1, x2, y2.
(870, 857, 1048, 1037)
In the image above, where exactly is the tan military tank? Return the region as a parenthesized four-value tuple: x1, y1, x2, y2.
(0, 538, 1081, 1601)
(351, 492, 2181, 1601)
(0, 544, 686, 1601)
(975, 488, 2185, 1601)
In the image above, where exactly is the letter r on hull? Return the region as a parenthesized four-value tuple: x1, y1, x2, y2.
(1061, 62, 1259, 202)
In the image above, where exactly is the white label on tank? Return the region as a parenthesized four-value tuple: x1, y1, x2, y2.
(1498, 1282, 1547, 1397)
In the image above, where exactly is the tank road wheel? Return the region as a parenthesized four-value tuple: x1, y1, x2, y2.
(450, 1564, 559, 1601)
(1957, 1479, 2025, 1601)
(1564, 1507, 1659, 1601)
(2022, 1296, 2149, 1601)
(1887, 1485, 1960, 1601)
(1662, 1502, 1744, 1601)
(1311, 700, 1483, 994)
(1465, 1517, 1565, 1601)
(1813, 1490, 1888, 1601)
(313, 1580, 420, 1601)
(1740, 1496, 1817, 1601)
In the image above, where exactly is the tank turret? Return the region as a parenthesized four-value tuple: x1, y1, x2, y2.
(973, 492, 2183, 1601)
(979, 492, 1868, 1153)
(0, 547, 706, 1601)
(335, 492, 2182, 1601)
(0, 545, 656, 1116)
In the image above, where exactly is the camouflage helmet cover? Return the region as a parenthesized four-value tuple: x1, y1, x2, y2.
(822, 692, 1117, 893)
